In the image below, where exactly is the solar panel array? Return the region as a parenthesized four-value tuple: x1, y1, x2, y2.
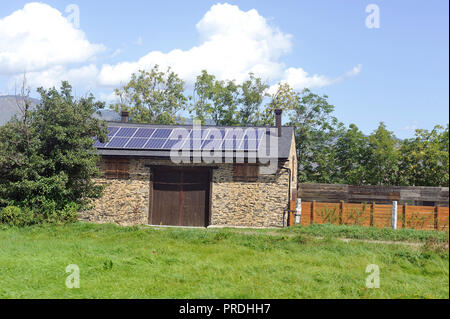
(94, 126, 268, 151)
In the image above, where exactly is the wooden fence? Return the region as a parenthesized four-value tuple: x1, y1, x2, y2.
(298, 183, 449, 207)
(289, 200, 449, 231)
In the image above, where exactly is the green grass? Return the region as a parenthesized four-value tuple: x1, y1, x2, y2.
(276, 224, 450, 242)
(0, 222, 448, 299)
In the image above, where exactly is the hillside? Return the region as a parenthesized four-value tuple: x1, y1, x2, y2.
(0, 95, 40, 126)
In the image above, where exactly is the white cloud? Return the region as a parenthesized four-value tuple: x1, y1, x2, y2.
(269, 64, 362, 93)
(24, 64, 99, 89)
(0, 2, 105, 74)
(98, 3, 293, 87)
(402, 121, 419, 131)
(97, 3, 361, 91)
(346, 64, 362, 77)
(2, 2, 361, 95)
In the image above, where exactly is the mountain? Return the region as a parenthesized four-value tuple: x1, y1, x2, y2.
(0, 95, 40, 126)
(0, 96, 215, 126)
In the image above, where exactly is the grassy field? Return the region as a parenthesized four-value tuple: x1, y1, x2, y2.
(0, 222, 448, 299)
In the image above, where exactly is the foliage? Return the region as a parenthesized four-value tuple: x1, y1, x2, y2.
(364, 122, 401, 185)
(0, 81, 106, 222)
(190, 71, 269, 126)
(0, 202, 79, 227)
(271, 85, 344, 183)
(398, 125, 449, 186)
(334, 124, 370, 184)
(112, 65, 187, 124)
(0, 206, 33, 227)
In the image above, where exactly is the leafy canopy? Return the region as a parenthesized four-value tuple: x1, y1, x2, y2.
(0, 81, 107, 219)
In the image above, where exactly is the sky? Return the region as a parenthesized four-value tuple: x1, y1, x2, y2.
(0, 0, 448, 139)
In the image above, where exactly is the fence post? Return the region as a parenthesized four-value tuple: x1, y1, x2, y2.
(392, 201, 398, 230)
(311, 200, 316, 225)
(434, 205, 440, 230)
(370, 202, 375, 227)
(295, 198, 301, 224)
(402, 203, 407, 228)
(339, 200, 345, 225)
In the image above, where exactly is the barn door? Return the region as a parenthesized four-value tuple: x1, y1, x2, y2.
(150, 167, 210, 227)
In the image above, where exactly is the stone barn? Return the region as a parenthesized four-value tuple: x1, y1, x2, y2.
(81, 110, 297, 228)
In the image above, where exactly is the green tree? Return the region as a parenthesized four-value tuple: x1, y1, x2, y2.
(112, 65, 187, 124)
(399, 125, 449, 186)
(334, 124, 370, 185)
(190, 70, 240, 126)
(365, 122, 400, 185)
(271, 85, 344, 183)
(190, 71, 269, 126)
(0, 81, 107, 217)
(238, 73, 269, 125)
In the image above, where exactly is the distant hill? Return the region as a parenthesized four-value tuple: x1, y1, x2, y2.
(0, 96, 214, 126)
(0, 95, 40, 126)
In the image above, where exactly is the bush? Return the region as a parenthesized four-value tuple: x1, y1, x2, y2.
(0, 206, 34, 227)
(0, 202, 79, 227)
(47, 202, 79, 224)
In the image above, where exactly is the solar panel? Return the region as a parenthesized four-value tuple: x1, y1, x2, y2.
(124, 138, 148, 149)
(152, 128, 172, 138)
(183, 138, 204, 150)
(94, 126, 271, 152)
(144, 138, 167, 149)
(204, 129, 226, 140)
(134, 128, 155, 138)
(202, 138, 224, 150)
(107, 127, 120, 136)
(107, 137, 129, 148)
(224, 129, 245, 140)
(115, 127, 137, 137)
(164, 139, 185, 149)
(222, 139, 240, 150)
(239, 139, 259, 150)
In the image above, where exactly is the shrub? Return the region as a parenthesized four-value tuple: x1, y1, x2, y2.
(0, 206, 34, 227)
(0, 201, 79, 227)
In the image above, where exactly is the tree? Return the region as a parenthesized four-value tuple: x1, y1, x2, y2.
(365, 122, 400, 185)
(271, 85, 344, 183)
(190, 70, 240, 126)
(112, 65, 187, 124)
(238, 73, 269, 125)
(399, 125, 449, 186)
(334, 124, 370, 185)
(0, 81, 107, 218)
(190, 71, 269, 126)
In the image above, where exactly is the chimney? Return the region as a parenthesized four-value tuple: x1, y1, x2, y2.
(121, 110, 129, 123)
(275, 109, 282, 137)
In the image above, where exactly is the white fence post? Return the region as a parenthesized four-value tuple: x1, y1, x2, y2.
(392, 201, 398, 230)
(295, 198, 302, 224)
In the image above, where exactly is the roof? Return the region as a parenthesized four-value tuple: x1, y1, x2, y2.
(95, 121, 295, 161)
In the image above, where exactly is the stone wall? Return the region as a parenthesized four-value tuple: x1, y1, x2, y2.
(80, 157, 294, 227)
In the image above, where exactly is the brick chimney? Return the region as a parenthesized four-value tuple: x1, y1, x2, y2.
(275, 109, 282, 137)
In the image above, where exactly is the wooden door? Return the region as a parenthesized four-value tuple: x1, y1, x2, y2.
(150, 167, 210, 227)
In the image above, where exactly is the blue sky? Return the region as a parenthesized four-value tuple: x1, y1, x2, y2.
(0, 1, 448, 138)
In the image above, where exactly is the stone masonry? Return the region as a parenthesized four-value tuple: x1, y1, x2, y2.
(81, 134, 297, 227)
